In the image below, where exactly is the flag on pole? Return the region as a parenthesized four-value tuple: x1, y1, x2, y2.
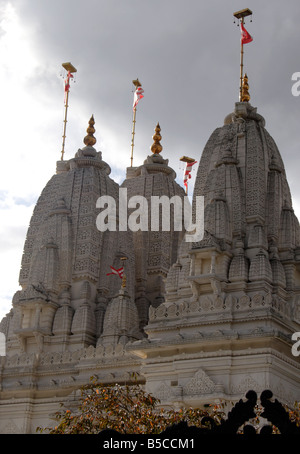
(240, 22, 253, 44)
(183, 160, 197, 190)
(133, 85, 144, 111)
(106, 266, 124, 279)
(64, 71, 73, 103)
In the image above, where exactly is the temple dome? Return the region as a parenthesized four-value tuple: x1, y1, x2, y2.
(8, 117, 136, 353)
(121, 123, 186, 326)
(192, 101, 300, 264)
(144, 100, 300, 409)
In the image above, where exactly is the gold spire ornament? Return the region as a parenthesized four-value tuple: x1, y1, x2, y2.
(151, 122, 163, 155)
(84, 115, 97, 146)
(241, 73, 250, 102)
(121, 273, 127, 289)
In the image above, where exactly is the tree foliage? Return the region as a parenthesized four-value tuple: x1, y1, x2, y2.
(37, 377, 225, 434)
(37, 377, 300, 434)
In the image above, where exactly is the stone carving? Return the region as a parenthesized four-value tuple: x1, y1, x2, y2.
(0, 421, 20, 434)
(230, 375, 261, 395)
(121, 136, 186, 316)
(184, 369, 216, 395)
(149, 286, 292, 323)
(152, 382, 174, 402)
(249, 249, 273, 283)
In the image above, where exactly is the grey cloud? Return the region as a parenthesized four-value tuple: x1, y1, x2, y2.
(8, 1, 300, 195)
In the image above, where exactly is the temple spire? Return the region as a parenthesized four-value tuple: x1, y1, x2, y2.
(150, 122, 163, 155)
(83, 115, 97, 147)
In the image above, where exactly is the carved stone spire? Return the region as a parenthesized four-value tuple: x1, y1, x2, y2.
(83, 115, 97, 147)
(150, 122, 163, 155)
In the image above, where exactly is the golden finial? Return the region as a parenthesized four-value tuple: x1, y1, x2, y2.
(151, 122, 163, 155)
(84, 115, 97, 146)
(241, 73, 250, 102)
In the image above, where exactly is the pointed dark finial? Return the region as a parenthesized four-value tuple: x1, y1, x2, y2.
(151, 122, 163, 155)
(84, 115, 97, 146)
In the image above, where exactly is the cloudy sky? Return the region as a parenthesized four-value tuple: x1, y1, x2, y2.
(0, 0, 300, 321)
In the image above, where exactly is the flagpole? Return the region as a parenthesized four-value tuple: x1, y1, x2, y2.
(130, 107, 137, 167)
(233, 8, 252, 102)
(240, 33, 244, 102)
(61, 87, 69, 160)
(180, 156, 196, 195)
(130, 78, 142, 167)
(60, 62, 77, 161)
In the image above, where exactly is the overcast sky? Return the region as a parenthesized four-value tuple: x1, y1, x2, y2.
(1, 0, 300, 321)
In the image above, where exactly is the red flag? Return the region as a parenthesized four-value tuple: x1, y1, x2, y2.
(106, 266, 124, 279)
(133, 85, 144, 111)
(183, 160, 197, 190)
(240, 22, 253, 44)
(64, 71, 73, 103)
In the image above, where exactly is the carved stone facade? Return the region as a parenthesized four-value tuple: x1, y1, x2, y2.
(122, 135, 186, 327)
(0, 104, 300, 433)
(132, 102, 300, 410)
